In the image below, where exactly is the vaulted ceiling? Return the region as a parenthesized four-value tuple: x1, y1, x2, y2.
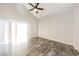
(0, 3, 75, 19)
(23, 3, 75, 19)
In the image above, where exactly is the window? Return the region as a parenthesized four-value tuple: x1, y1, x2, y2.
(5, 20, 28, 47)
(17, 22, 28, 45)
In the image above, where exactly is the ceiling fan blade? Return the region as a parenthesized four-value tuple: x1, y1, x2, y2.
(37, 3, 39, 6)
(37, 8, 44, 10)
(35, 3, 39, 8)
(29, 8, 34, 11)
(28, 3, 34, 7)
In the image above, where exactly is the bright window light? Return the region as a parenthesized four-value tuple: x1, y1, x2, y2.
(4, 20, 28, 55)
(12, 22, 16, 47)
(5, 21, 28, 45)
(17, 22, 28, 45)
(4, 21, 9, 44)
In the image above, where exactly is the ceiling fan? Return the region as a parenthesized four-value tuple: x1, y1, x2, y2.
(28, 3, 44, 13)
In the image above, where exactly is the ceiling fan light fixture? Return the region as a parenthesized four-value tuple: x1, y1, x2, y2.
(34, 8, 38, 13)
(34, 8, 37, 11)
(36, 11, 38, 13)
(28, 3, 44, 14)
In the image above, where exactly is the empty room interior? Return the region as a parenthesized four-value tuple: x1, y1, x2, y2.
(0, 3, 79, 56)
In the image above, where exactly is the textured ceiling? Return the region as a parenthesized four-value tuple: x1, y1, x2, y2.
(23, 3, 75, 19)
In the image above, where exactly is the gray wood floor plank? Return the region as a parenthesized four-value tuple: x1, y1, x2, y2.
(26, 37, 79, 56)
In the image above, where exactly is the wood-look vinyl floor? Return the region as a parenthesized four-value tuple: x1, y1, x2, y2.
(26, 37, 79, 56)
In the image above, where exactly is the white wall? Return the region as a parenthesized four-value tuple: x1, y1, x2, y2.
(38, 9, 74, 45)
(73, 4, 79, 50)
(38, 3, 79, 51)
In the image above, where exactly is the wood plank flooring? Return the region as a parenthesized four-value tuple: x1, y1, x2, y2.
(26, 37, 79, 56)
